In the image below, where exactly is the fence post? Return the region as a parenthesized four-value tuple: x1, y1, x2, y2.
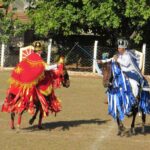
(142, 43, 146, 75)
(47, 38, 52, 64)
(0, 43, 5, 68)
(19, 48, 23, 62)
(93, 40, 98, 73)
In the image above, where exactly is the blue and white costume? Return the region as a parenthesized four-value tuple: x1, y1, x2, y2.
(101, 50, 144, 98)
(107, 61, 136, 120)
(117, 50, 150, 114)
(100, 39, 150, 120)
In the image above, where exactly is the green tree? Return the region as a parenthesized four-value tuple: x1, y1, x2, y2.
(26, 0, 150, 45)
(0, 0, 30, 43)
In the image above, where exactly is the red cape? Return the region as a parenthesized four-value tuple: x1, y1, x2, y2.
(10, 53, 45, 89)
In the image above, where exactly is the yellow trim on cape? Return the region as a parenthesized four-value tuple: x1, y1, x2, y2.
(58, 57, 65, 64)
(25, 58, 45, 67)
(39, 85, 53, 96)
(9, 72, 45, 90)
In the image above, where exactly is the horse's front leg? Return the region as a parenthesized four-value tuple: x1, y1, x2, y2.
(29, 107, 39, 125)
(116, 117, 122, 136)
(130, 106, 138, 135)
(116, 116, 125, 136)
(38, 107, 44, 129)
(10, 112, 15, 129)
(141, 110, 146, 134)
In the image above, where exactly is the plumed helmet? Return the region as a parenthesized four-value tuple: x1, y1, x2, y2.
(33, 41, 43, 51)
(117, 38, 128, 49)
(58, 56, 65, 64)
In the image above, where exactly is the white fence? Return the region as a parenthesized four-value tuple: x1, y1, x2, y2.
(0, 41, 149, 75)
(0, 44, 5, 68)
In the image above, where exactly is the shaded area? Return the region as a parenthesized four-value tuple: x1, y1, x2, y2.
(23, 118, 110, 131)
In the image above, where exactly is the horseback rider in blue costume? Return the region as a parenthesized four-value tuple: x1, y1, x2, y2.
(98, 38, 150, 121)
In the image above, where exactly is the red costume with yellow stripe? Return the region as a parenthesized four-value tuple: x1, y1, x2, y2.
(2, 52, 62, 116)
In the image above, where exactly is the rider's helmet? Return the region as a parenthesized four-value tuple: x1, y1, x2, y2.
(33, 41, 44, 52)
(117, 38, 128, 49)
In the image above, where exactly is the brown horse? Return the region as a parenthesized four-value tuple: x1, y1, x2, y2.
(101, 61, 146, 136)
(9, 64, 70, 130)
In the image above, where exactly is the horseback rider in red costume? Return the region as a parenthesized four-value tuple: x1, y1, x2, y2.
(1, 41, 65, 129)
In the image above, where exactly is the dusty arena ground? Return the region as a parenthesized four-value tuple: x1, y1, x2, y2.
(0, 71, 150, 150)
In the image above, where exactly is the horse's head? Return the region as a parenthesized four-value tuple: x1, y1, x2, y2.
(61, 66, 70, 88)
(101, 62, 112, 88)
(100, 52, 113, 88)
(52, 56, 70, 88)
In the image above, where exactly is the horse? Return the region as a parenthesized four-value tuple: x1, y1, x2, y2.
(3, 61, 70, 130)
(28, 65, 70, 129)
(101, 61, 146, 136)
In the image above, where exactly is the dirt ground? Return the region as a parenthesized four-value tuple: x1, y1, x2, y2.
(0, 71, 150, 150)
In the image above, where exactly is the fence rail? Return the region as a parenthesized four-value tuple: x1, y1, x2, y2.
(0, 41, 150, 75)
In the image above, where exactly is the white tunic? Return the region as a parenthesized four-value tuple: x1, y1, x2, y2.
(117, 51, 141, 97)
(45, 64, 57, 71)
(117, 51, 136, 72)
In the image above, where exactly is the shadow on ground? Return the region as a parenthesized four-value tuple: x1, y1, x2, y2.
(23, 118, 110, 132)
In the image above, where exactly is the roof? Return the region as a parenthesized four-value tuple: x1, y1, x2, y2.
(13, 11, 29, 23)
(0, 1, 29, 23)
(0, 2, 3, 8)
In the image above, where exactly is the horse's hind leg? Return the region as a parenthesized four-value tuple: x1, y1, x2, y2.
(141, 111, 146, 134)
(38, 108, 44, 129)
(10, 112, 15, 129)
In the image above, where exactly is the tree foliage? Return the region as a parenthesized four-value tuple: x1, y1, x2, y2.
(27, 0, 150, 45)
(0, 0, 29, 43)
(2, 0, 149, 45)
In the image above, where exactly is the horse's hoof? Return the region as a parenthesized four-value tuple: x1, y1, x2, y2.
(10, 121, 15, 130)
(117, 128, 123, 136)
(141, 126, 145, 134)
(29, 118, 34, 125)
(38, 125, 44, 130)
(121, 126, 126, 132)
(16, 126, 21, 133)
(10, 126, 15, 130)
(130, 128, 136, 135)
(117, 131, 121, 136)
(10, 124, 15, 130)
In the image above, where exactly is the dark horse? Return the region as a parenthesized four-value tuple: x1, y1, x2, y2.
(9, 64, 70, 130)
(28, 65, 70, 129)
(101, 62, 146, 135)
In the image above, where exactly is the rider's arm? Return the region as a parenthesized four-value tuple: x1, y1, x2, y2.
(45, 64, 58, 71)
(101, 58, 113, 63)
(97, 58, 113, 64)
